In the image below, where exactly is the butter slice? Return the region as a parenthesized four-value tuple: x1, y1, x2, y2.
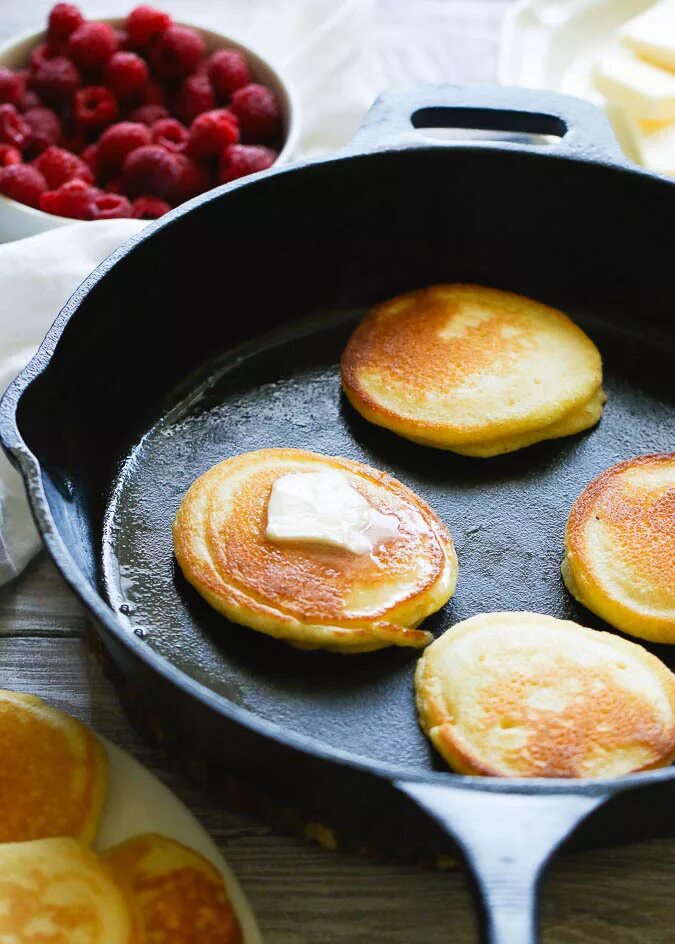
(594, 44, 675, 120)
(624, 113, 675, 176)
(620, 0, 675, 72)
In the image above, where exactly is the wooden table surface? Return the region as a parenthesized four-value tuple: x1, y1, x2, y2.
(0, 2, 673, 941)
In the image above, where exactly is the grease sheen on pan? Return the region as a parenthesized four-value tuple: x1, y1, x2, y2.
(341, 284, 605, 456)
(563, 453, 675, 643)
(415, 612, 675, 778)
(173, 448, 457, 653)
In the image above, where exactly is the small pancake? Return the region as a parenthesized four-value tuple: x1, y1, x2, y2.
(341, 284, 604, 456)
(0, 837, 139, 943)
(173, 448, 457, 653)
(415, 612, 675, 778)
(0, 689, 107, 843)
(563, 453, 675, 643)
(102, 834, 242, 944)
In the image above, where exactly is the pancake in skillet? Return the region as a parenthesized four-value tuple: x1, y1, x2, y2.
(0, 838, 139, 944)
(563, 453, 675, 643)
(341, 284, 605, 457)
(415, 612, 675, 777)
(173, 448, 457, 653)
(103, 834, 242, 944)
(0, 689, 107, 843)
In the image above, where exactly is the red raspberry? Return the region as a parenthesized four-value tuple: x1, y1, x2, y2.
(208, 49, 250, 98)
(186, 108, 238, 160)
(92, 190, 132, 219)
(24, 106, 62, 155)
(172, 153, 210, 201)
(0, 67, 25, 106)
(59, 125, 86, 154)
(104, 51, 148, 100)
(173, 72, 214, 124)
(29, 42, 61, 72)
(142, 79, 166, 106)
(48, 4, 85, 41)
(20, 89, 42, 111)
(0, 144, 22, 167)
(97, 121, 150, 173)
(73, 85, 118, 130)
(230, 84, 280, 141)
(152, 117, 187, 153)
(128, 103, 168, 126)
(39, 177, 98, 218)
(103, 175, 125, 194)
(116, 29, 132, 51)
(126, 6, 172, 49)
(132, 194, 169, 218)
(0, 104, 31, 150)
(30, 56, 81, 105)
(0, 163, 47, 207)
(68, 22, 118, 71)
(35, 145, 93, 188)
(150, 25, 205, 79)
(123, 144, 180, 199)
(81, 142, 98, 170)
(219, 143, 277, 183)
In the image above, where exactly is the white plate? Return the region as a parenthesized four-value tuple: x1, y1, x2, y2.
(96, 739, 263, 944)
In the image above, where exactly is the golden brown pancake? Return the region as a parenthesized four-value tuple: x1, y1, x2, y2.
(0, 838, 139, 943)
(341, 284, 604, 456)
(173, 448, 457, 653)
(563, 453, 675, 643)
(0, 689, 107, 843)
(415, 612, 675, 777)
(102, 834, 242, 944)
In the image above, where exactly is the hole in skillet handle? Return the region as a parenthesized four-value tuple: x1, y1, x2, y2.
(411, 106, 566, 147)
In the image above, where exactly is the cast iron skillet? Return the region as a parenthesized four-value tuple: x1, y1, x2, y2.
(2, 85, 674, 943)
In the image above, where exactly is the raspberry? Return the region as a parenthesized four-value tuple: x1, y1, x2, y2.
(150, 25, 205, 79)
(30, 56, 81, 105)
(208, 49, 250, 98)
(172, 153, 209, 201)
(48, 4, 85, 41)
(0, 67, 25, 106)
(97, 120, 150, 172)
(104, 51, 148, 100)
(219, 143, 277, 183)
(116, 29, 132, 51)
(39, 178, 98, 218)
(68, 22, 118, 70)
(0, 144, 22, 167)
(122, 143, 181, 199)
(0, 104, 31, 150)
(230, 84, 280, 141)
(173, 72, 214, 124)
(142, 79, 166, 106)
(103, 175, 125, 194)
(132, 194, 169, 218)
(92, 190, 132, 219)
(73, 85, 118, 130)
(152, 117, 187, 153)
(81, 142, 98, 171)
(24, 106, 62, 155)
(126, 6, 172, 49)
(59, 125, 86, 154)
(128, 103, 168, 126)
(29, 42, 61, 72)
(0, 163, 47, 207)
(186, 108, 238, 159)
(35, 145, 93, 188)
(20, 89, 42, 111)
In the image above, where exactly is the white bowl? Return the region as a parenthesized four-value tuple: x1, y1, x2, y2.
(0, 18, 300, 242)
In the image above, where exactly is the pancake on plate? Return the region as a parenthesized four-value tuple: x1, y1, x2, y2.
(173, 448, 457, 653)
(415, 611, 675, 777)
(0, 689, 107, 843)
(103, 833, 242, 944)
(563, 453, 675, 643)
(0, 837, 139, 943)
(341, 284, 605, 457)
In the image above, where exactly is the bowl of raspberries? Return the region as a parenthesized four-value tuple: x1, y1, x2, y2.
(0, 4, 298, 240)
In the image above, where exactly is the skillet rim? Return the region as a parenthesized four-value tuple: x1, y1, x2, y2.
(2, 142, 675, 796)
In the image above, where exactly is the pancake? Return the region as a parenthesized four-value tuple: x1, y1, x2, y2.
(341, 284, 604, 456)
(102, 834, 242, 944)
(0, 689, 107, 843)
(563, 453, 675, 643)
(173, 448, 457, 653)
(415, 612, 675, 777)
(0, 837, 139, 943)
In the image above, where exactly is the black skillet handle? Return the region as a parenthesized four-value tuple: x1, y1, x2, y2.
(396, 780, 617, 944)
(348, 83, 628, 166)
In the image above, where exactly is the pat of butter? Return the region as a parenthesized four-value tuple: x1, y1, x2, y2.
(623, 114, 675, 176)
(620, 0, 675, 72)
(266, 471, 399, 555)
(593, 44, 675, 121)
